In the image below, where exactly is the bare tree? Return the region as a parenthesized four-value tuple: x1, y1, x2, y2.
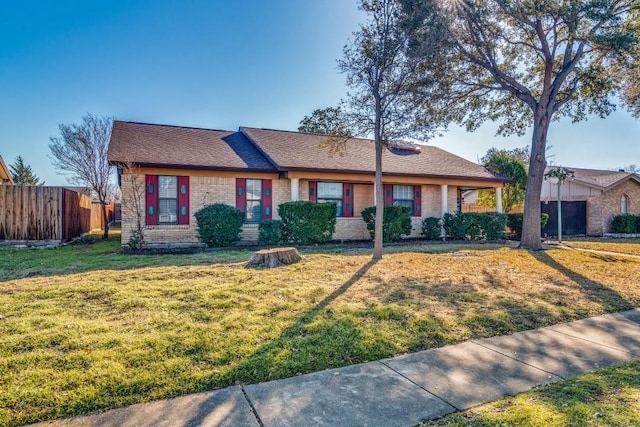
(49, 114, 114, 239)
(412, 0, 638, 249)
(339, 0, 448, 259)
(115, 162, 146, 250)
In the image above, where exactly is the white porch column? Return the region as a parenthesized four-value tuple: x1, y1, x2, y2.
(440, 184, 448, 217)
(373, 181, 377, 205)
(290, 178, 299, 201)
(440, 184, 448, 239)
(495, 187, 503, 213)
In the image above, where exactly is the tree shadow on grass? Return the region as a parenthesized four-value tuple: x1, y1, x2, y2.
(216, 259, 379, 387)
(530, 250, 634, 313)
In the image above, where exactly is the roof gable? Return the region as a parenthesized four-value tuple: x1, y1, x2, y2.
(108, 121, 277, 172)
(546, 166, 640, 191)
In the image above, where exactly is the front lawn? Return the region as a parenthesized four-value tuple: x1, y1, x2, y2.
(1, 236, 639, 426)
(563, 238, 640, 257)
(420, 358, 640, 427)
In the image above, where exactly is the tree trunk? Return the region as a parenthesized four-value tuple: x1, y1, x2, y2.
(246, 247, 302, 268)
(100, 199, 109, 239)
(373, 102, 384, 260)
(519, 108, 549, 250)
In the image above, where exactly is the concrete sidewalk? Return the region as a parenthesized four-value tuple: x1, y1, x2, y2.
(32, 309, 640, 427)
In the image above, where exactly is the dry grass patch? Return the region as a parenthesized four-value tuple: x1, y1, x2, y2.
(562, 238, 640, 257)
(1, 238, 639, 426)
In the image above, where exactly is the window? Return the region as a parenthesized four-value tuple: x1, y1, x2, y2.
(384, 184, 421, 217)
(246, 179, 263, 222)
(317, 182, 344, 217)
(235, 178, 272, 222)
(308, 181, 353, 217)
(622, 195, 630, 214)
(393, 185, 414, 215)
(158, 176, 178, 224)
(145, 175, 189, 226)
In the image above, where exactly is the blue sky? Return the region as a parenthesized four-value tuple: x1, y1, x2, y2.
(1, 1, 639, 185)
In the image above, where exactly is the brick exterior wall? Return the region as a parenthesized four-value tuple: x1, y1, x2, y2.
(120, 171, 287, 247)
(542, 179, 640, 236)
(121, 172, 480, 246)
(590, 179, 640, 234)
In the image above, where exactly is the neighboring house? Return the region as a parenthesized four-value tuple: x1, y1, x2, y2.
(107, 121, 510, 247)
(541, 167, 640, 235)
(0, 155, 14, 185)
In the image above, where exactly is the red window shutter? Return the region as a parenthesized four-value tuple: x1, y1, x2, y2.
(413, 185, 422, 217)
(236, 178, 246, 213)
(177, 176, 189, 225)
(145, 175, 158, 225)
(263, 179, 272, 220)
(343, 183, 353, 217)
(384, 184, 393, 207)
(309, 181, 317, 202)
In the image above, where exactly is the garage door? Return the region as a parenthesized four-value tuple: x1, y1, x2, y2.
(541, 201, 587, 236)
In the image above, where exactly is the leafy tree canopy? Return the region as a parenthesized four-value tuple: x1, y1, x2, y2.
(405, 0, 638, 249)
(477, 147, 528, 213)
(298, 106, 353, 137)
(10, 155, 44, 185)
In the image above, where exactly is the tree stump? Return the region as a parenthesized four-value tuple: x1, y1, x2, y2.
(246, 247, 302, 268)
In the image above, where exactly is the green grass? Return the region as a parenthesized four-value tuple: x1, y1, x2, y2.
(420, 359, 640, 427)
(1, 235, 639, 426)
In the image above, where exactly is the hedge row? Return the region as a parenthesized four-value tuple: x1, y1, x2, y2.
(611, 214, 640, 233)
(195, 202, 553, 247)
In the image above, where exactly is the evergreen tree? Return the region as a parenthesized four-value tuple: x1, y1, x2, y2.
(10, 156, 43, 185)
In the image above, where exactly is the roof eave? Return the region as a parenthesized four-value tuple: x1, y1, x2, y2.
(0, 156, 14, 185)
(280, 166, 511, 183)
(108, 160, 278, 174)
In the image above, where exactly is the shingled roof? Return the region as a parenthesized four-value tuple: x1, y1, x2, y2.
(241, 127, 508, 182)
(0, 155, 13, 184)
(546, 166, 640, 190)
(108, 121, 277, 172)
(108, 121, 509, 183)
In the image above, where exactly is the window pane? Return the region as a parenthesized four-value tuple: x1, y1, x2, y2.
(159, 176, 177, 198)
(393, 185, 413, 200)
(159, 199, 177, 223)
(393, 199, 413, 209)
(246, 200, 262, 222)
(318, 199, 343, 217)
(246, 179, 262, 200)
(318, 182, 343, 198)
(622, 195, 629, 214)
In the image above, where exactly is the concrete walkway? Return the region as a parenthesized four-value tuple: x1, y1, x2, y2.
(31, 309, 640, 427)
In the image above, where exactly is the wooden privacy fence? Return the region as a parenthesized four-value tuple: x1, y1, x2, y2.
(90, 201, 117, 230)
(0, 186, 92, 241)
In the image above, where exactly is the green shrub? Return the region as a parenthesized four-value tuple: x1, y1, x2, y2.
(611, 214, 638, 234)
(422, 217, 442, 240)
(258, 219, 282, 245)
(540, 213, 549, 229)
(476, 212, 507, 240)
(194, 203, 245, 247)
(279, 201, 336, 244)
(361, 206, 412, 242)
(507, 213, 550, 239)
(442, 212, 474, 240)
(443, 212, 506, 240)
